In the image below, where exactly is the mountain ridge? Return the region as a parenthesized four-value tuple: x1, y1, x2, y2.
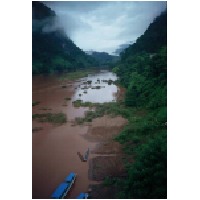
(32, 1, 97, 74)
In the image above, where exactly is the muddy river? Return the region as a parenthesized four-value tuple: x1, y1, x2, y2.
(72, 70, 118, 103)
(32, 70, 123, 198)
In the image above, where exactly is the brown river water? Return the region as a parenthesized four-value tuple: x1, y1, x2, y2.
(32, 70, 119, 199)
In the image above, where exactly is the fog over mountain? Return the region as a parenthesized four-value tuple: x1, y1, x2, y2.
(43, 1, 166, 55)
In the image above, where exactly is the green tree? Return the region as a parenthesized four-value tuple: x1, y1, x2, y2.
(117, 131, 167, 199)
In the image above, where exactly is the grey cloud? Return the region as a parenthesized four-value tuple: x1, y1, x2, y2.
(44, 1, 106, 13)
(43, 1, 167, 54)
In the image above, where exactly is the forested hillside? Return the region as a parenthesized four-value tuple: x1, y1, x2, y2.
(112, 11, 167, 198)
(32, 1, 97, 74)
(86, 51, 119, 67)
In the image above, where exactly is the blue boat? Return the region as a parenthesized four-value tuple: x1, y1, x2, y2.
(51, 183, 69, 199)
(76, 192, 89, 199)
(51, 172, 77, 198)
(65, 172, 76, 185)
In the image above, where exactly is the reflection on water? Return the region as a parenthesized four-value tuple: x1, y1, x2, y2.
(72, 70, 118, 103)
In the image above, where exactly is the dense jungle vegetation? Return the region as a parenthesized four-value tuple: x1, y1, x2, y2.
(111, 10, 167, 199)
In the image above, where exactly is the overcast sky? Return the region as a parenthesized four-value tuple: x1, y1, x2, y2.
(44, 1, 167, 55)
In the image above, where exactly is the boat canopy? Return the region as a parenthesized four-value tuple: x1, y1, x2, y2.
(76, 193, 86, 199)
(65, 172, 76, 182)
(51, 183, 69, 199)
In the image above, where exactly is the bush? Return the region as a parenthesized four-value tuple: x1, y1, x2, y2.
(32, 101, 40, 106)
(116, 131, 167, 199)
(32, 113, 67, 124)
